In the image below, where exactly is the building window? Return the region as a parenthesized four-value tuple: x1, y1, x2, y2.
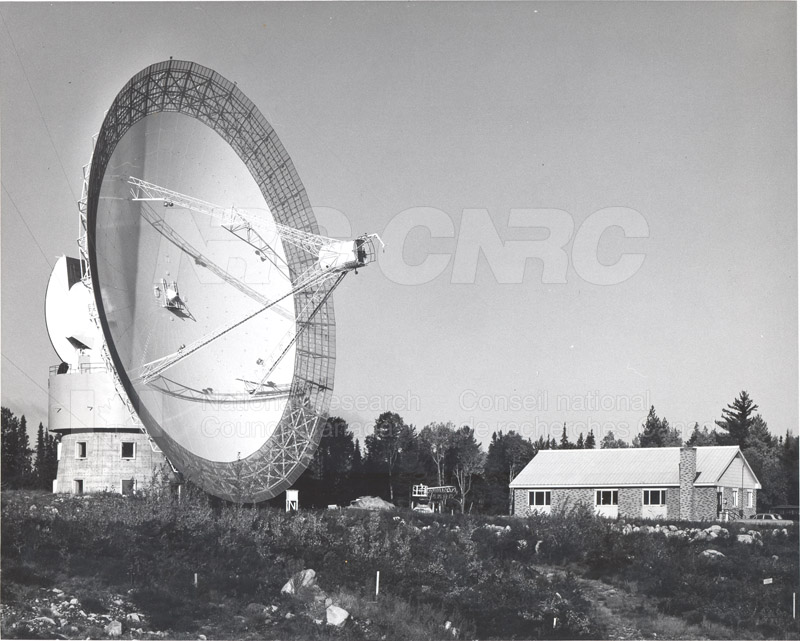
(76, 442, 87, 459)
(643, 489, 667, 506)
(74, 479, 84, 494)
(529, 490, 551, 507)
(121, 442, 135, 459)
(596, 490, 618, 506)
(121, 479, 135, 495)
(747, 490, 753, 508)
(732, 488, 739, 507)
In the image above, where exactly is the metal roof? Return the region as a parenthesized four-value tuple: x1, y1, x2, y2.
(509, 446, 751, 488)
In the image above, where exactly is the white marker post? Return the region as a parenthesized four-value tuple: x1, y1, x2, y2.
(193, 572, 198, 588)
(375, 571, 380, 599)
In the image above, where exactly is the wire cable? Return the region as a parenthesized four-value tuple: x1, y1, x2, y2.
(0, 9, 78, 204)
(1, 183, 54, 269)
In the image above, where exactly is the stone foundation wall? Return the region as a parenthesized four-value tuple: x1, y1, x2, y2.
(55, 431, 168, 494)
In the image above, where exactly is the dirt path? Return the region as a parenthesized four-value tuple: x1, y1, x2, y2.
(538, 566, 653, 640)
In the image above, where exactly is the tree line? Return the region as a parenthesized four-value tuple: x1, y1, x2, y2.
(3, 390, 797, 513)
(1, 407, 59, 490)
(294, 390, 798, 513)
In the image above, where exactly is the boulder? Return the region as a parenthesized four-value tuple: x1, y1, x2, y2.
(326, 605, 349, 627)
(32, 617, 56, 626)
(105, 620, 122, 637)
(126, 613, 141, 623)
(668, 525, 678, 532)
(701, 549, 725, 559)
(281, 569, 317, 595)
(737, 534, 754, 544)
(707, 524, 722, 533)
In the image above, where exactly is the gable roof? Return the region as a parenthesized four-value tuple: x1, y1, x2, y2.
(509, 446, 761, 489)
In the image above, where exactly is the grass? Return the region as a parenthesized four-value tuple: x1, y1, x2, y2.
(1, 489, 798, 639)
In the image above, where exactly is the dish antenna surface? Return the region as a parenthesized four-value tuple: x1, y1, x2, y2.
(84, 60, 382, 502)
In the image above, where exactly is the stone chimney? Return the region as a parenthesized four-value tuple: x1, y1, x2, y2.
(679, 446, 697, 521)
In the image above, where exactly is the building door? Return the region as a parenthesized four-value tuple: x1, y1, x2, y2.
(121, 479, 135, 495)
(74, 479, 84, 495)
(716, 490, 722, 516)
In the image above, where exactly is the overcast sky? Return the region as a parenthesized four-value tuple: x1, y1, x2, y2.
(1, 2, 796, 448)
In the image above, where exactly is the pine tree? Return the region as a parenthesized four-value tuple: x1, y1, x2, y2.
(35, 422, 47, 489)
(715, 391, 758, 447)
(576, 433, 585, 449)
(585, 430, 596, 449)
(559, 423, 572, 449)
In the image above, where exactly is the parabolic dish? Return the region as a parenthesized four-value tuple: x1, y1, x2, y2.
(86, 60, 336, 502)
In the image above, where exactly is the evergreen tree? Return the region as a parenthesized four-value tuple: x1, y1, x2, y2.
(585, 430, 596, 449)
(576, 433, 585, 449)
(686, 422, 719, 446)
(634, 406, 682, 447)
(1, 408, 34, 488)
(600, 431, 629, 449)
(559, 423, 572, 449)
(484, 431, 535, 514)
(715, 391, 758, 446)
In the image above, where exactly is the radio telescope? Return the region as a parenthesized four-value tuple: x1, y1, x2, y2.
(82, 60, 381, 502)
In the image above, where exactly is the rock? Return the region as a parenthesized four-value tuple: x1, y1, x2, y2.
(701, 549, 725, 559)
(737, 534, 755, 544)
(707, 524, 722, 533)
(314, 618, 323, 625)
(633, 526, 640, 532)
(693, 531, 708, 541)
(32, 616, 56, 626)
(444, 621, 453, 630)
(105, 620, 122, 637)
(52, 588, 64, 596)
(782, 528, 789, 536)
(748, 530, 762, 540)
(707, 531, 718, 540)
(326, 605, 349, 627)
(126, 613, 141, 623)
(281, 569, 317, 595)
(198, 635, 207, 641)
(325, 597, 333, 607)
(245, 603, 266, 616)
(285, 612, 295, 620)
(668, 525, 677, 532)
(69, 598, 79, 605)
(270, 605, 279, 612)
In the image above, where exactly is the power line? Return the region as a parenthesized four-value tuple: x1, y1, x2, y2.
(0, 9, 78, 204)
(1, 183, 54, 269)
